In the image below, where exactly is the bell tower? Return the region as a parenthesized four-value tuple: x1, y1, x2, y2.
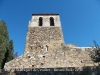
(4, 14, 66, 69)
(24, 14, 64, 53)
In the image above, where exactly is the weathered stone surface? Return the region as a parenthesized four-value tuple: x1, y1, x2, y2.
(4, 14, 98, 71)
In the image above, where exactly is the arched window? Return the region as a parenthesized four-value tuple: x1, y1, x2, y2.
(39, 17, 43, 26)
(50, 17, 54, 26)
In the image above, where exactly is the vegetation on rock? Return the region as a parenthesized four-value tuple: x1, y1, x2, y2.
(90, 40, 100, 63)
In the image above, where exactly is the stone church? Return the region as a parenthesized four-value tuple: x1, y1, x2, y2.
(4, 14, 97, 71)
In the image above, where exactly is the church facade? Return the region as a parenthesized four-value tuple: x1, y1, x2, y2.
(4, 14, 97, 71)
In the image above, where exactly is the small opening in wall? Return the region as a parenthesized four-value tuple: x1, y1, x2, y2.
(46, 45, 48, 51)
(28, 56, 31, 58)
(41, 63, 44, 65)
(43, 56, 45, 58)
(32, 65, 34, 67)
(50, 17, 54, 26)
(81, 61, 82, 63)
(39, 17, 43, 26)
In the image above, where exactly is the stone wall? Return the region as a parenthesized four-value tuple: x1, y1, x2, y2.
(4, 43, 97, 71)
(29, 15, 61, 27)
(4, 14, 99, 71)
(24, 27, 64, 53)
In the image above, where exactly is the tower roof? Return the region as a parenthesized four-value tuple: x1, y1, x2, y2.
(32, 13, 59, 16)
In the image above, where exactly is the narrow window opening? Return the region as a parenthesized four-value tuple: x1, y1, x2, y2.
(46, 45, 48, 51)
(50, 17, 54, 26)
(32, 65, 34, 67)
(41, 63, 44, 65)
(39, 17, 43, 26)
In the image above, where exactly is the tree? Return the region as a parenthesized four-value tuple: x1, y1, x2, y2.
(14, 52, 18, 58)
(90, 40, 100, 63)
(0, 20, 14, 69)
(0, 20, 9, 68)
(7, 40, 14, 62)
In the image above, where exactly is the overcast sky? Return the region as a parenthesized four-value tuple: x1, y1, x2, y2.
(0, 0, 100, 56)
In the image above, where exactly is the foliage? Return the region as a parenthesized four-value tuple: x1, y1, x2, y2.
(0, 20, 14, 69)
(90, 40, 100, 62)
(6, 40, 14, 62)
(81, 66, 100, 75)
(14, 52, 18, 58)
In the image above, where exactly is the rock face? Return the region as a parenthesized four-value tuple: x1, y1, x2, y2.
(4, 14, 97, 70)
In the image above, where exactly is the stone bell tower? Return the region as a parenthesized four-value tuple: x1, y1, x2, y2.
(5, 14, 66, 69)
(24, 14, 64, 54)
